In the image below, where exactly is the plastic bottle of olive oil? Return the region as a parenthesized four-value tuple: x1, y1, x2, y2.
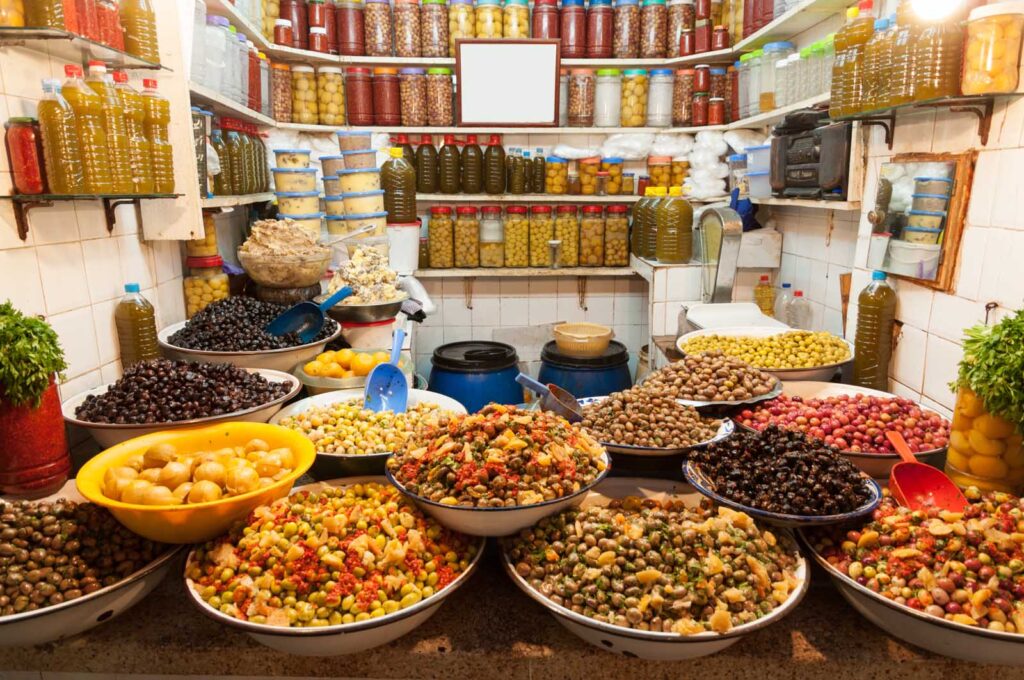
(852, 271, 897, 390)
(115, 283, 159, 367)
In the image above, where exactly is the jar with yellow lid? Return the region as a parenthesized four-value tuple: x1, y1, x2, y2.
(946, 385, 1024, 494)
(187, 213, 220, 258)
(555, 205, 580, 266)
(183, 255, 229, 318)
(290, 65, 318, 125)
(504, 205, 529, 267)
(579, 157, 600, 196)
(529, 205, 554, 266)
(601, 157, 623, 195)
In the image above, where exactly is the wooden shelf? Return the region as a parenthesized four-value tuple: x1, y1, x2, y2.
(416, 193, 641, 203)
(752, 197, 861, 210)
(0, 27, 166, 70)
(201, 193, 274, 209)
(415, 267, 636, 278)
(189, 82, 276, 126)
(280, 122, 668, 135)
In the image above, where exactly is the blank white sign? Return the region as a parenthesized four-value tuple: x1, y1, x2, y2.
(457, 40, 559, 126)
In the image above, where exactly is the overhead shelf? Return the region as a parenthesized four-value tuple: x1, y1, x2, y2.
(752, 197, 861, 210)
(189, 82, 276, 126)
(201, 193, 275, 209)
(414, 267, 636, 278)
(416, 193, 641, 203)
(734, 0, 852, 52)
(0, 27, 166, 70)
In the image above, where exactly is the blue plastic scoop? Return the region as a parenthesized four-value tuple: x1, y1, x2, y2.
(515, 373, 583, 422)
(265, 286, 352, 343)
(364, 327, 408, 413)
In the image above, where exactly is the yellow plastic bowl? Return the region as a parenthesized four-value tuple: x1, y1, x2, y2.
(76, 423, 316, 544)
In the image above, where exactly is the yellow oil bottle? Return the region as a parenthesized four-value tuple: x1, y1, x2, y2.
(61, 64, 113, 194)
(112, 70, 155, 195)
(829, 6, 860, 119)
(860, 18, 890, 112)
(889, 0, 919, 106)
(86, 61, 133, 194)
(142, 78, 175, 194)
(842, 0, 876, 116)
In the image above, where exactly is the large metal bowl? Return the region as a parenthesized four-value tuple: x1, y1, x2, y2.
(676, 326, 854, 382)
(319, 293, 408, 324)
(158, 321, 342, 372)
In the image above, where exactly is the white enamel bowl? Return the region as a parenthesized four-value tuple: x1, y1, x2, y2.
(732, 381, 949, 478)
(385, 451, 611, 537)
(802, 534, 1024, 665)
(676, 326, 854, 382)
(183, 476, 485, 656)
(501, 477, 810, 660)
(61, 369, 301, 448)
(158, 321, 343, 371)
(270, 388, 466, 478)
(0, 481, 182, 647)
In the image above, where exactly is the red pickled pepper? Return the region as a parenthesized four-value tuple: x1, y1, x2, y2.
(61, 0, 80, 34)
(96, 0, 124, 50)
(4, 118, 47, 195)
(325, 1, 339, 53)
(75, 0, 101, 42)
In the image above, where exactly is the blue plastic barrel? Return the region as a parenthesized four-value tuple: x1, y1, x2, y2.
(427, 341, 522, 413)
(538, 340, 632, 398)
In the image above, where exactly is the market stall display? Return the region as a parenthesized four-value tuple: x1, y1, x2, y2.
(678, 328, 853, 381)
(577, 390, 727, 454)
(237, 219, 332, 290)
(642, 351, 781, 407)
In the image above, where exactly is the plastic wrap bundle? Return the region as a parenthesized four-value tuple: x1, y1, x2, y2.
(552, 143, 603, 159)
(599, 133, 655, 159)
(685, 130, 729, 199)
(723, 129, 768, 155)
(650, 133, 694, 157)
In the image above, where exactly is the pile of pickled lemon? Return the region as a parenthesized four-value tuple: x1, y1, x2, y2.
(680, 330, 851, 370)
(303, 349, 404, 380)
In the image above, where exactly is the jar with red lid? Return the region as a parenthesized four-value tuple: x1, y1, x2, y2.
(310, 26, 329, 52)
(308, 0, 327, 28)
(274, 18, 295, 45)
(454, 206, 480, 268)
(693, 64, 710, 91)
(96, 0, 123, 49)
(4, 118, 46, 195)
(711, 23, 728, 50)
(325, 1, 339, 53)
(184, 255, 229, 319)
(694, 18, 710, 52)
(337, 1, 365, 56)
(365, 0, 393, 56)
(613, 0, 640, 58)
(560, 0, 586, 59)
(372, 67, 401, 126)
(587, 0, 613, 58)
(692, 92, 708, 126)
(533, 0, 559, 40)
(708, 96, 725, 125)
(345, 67, 374, 125)
(281, 0, 309, 50)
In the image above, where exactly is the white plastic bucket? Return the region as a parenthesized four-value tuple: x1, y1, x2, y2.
(387, 221, 422, 275)
(885, 240, 941, 279)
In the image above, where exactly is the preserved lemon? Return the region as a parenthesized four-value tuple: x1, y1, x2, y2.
(61, 64, 113, 194)
(119, 0, 160, 64)
(142, 79, 174, 193)
(112, 70, 154, 194)
(86, 62, 132, 194)
(37, 78, 85, 194)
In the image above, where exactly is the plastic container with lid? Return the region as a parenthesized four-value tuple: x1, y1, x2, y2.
(273, 166, 318, 192)
(315, 66, 344, 125)
(427, 341, 522, 413)
(337, 0, 366, 56)
(759, 41, 794, 112)
(394, 0, 422, 57)
(280, 0, 308, 49)
(906, 209, 946, 231)
(371, 67, 401, 125)
(425, 67, 454, 126)
(276, 190, 320, 215)
(747, 169, 770, 199)
(365, 0, 394, 56)
(184, 255, 229, 319)
(587, 0, 614, 57)
(4, 118, 46, 195)
(963, 2, 1024, 95)
(335, 166, 382, 193)
(745, 143, 771, 173)
(647, 155, 671, 187)
(420, 0, 449, 56)
(655, 186, 692, 263)
(504, 0, 529, 37)
(672, 68, 695, 126)
(902, 225, 943, 244)
(578, 156, 600, 196)
(290, 64, 317, 125)
(533, 0, 559, 39)
(538, 340, 632, 398)
(559, 70, 569, 126)
(595, 69, 622, 127)
(270, 62, 292, 123)
(640, 0, 668, 58)
(187, 214, 220, 258)
(614, 0, 641, 58)
(341, 211, 388, 237)
(911, 193, 949, 212)
(342, 189, 386, 215)
(568, 69, 596, 127)
(555, 204, 580, 266)
(545, 156, 568, 194)
(454, 205, 480, 267)
(601, 157, 623, 195)
(324, 195, 346, 217)
(667, 0, 694, 58)
(561, 0, 586, 57)
(277, 212, 324, 240)
(448, 0, 475, 56)
(398, 67, 428, 127)
(476, 0, 502, 37)
(337, 129, 373, 153)
(504, 205, 529, 267)
(647, 68, 674, 127)
(479, 205, 505, 267)
(621, 68, 648, 127)
(529, 205, 555, 266)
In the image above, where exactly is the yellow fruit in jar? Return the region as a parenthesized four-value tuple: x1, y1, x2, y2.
(945, 446, 971, 473)
(951, 410, 973, 432)
(950, 430, 976, 456)
(372, 351, 391, 366)
(1003, 439, 1024, 468)
(968, 454, 1009, 479)
(968, 429, 1006, 456)
(958, 390, 986, 417)
(335, 348, 355, 369)
(972, 413, 1017, 439)
(352, 353, 375, 377)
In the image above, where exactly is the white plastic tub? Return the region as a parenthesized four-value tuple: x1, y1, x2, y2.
(273, 168, 318, 192)
(342, 189, 385, 215)
(886, 240, 941, 279)
(276, 191, 321, 215)
(336, 167, 381, 193)
(387, 221, 421, 274)
(747, 170, 771, 199)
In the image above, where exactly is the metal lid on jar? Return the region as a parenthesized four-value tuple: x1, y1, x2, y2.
(556, 204, 578, 213)
(273, 148, 311, 154)
(430, 205, 453, 214)
(456, 206, 478, 214)
(505, 205, 528, 214)
(291, 64, 315, 73)
(345, 67, 372, 75)
(580, 156, 600, 164)
(606, 204, 630, 213)
(648, 155, 672, 163)
(374, 67, 398, 75)
(319, 65, 343, 74)
(531, 205, 553, 213)
(582, 204, 605, 214)
(481, 205, 503, 214)
(186, 255, 224, 268)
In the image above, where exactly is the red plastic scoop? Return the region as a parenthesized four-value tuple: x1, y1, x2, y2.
(887, 431, 969, 512)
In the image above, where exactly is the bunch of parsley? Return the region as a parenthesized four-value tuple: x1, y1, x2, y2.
(0, 301, 67, 408)
(955, 308, 1024, 430)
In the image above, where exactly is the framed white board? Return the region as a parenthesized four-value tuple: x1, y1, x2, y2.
(456, 40, 560, 127)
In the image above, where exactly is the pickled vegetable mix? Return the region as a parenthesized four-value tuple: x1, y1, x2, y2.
(187, 483, 478, 627)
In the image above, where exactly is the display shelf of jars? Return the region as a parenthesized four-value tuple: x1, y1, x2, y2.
(203, 0, 273, 52)
(0, 193, 182, 241)
(734, 0, 852, 53)
(280, 123, 671, 135)
(0, 27, 166, 70)
(415, 193, 642, 204)
(675, 91, 831, 134)
(200, 192, 275, 209)
(751, 197, 861, 210)
(414, 266, 635, 278)
(189, 82, 276, 127)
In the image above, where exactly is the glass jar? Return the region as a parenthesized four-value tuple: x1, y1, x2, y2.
(325, 1, 339, 53)
(587, 0, 613, 57)
(554, 205, 579, 266)
(504, 0, 529, 37)
(601, 157, 623, 195)
(671, 157, 689, 185)
(421, 0, 449, 56)
(595, 69, 622, 127)
(372, 67, 401, 125)
(580, 205, 605, 265)
(337, 0, 365, 55)
(567, 173, 581, 195)
(504, 205, 529, 267)
(274, 17, 294, 44)
(648, 155, 671, 187)
(709, 96, 725, 124)
(448, 0, 474, 56)
(529, 205, 554, 266)
(667, 0, 694, 58)
(428, 205, 454, 268)
(426, 68, 454, 126)
(561, 0, 586, 58)
(640, 0, 667, 58)
(0, 0, 25, 27)
(281, 0, 309, 49)
(712, 23, 728, 50)
(692, 91, 708, 125)
(694, 63, 710, 92)
(480, 205, 504, 267)
(568, 69, 596, 127)
(184, 256, 229, 319)
(290, 65, 318, 124)
(673, 68, 694, 126)
(727, 63, 738, 122)
(621, 69, 648, 127)
(317, 66, 345, 125)
(605, 204, 630, 265)
(559, 71, 569, 126)
(309, 0, 327, 28)
(694, 16, 710, 52)
(4, 118, 46, 195)
(533, 0, 559, 39)
(679, 27, 694, 55)
(576, 156, 597, 196)
(759, 41, 794, 112)
(345, 67, 374, 125)
(613, 0, 640, 58)
(399, 68, 428, 126)
(962, 5, 1024, 95)
(545, 156, 568, 194)
(476, 0, 502, 38)
(365, 0, 393, 56)
(622, 172, 634, 195)
(393, 0, 422, 56)
(647, 68, 673, 127)
(188, 213, 220, 257)
(710, 66, 727, 101)
(946, 386, 1024, 494)
(454, 206, 480, 267)
(310, 25, 329, 52)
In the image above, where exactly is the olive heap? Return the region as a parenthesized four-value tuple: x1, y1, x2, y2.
(0, 500, 167, 616)
(690, 426, 872, 516)
(167, 297, 338, 352)
(580, 387, 721, 449)
(74, 359, 290, 424)
(681, 331, 851, 370)
(644, 351, 779, 403)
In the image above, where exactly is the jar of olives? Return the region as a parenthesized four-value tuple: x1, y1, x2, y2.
(476, 0, 502, 38)
(529, 205, 554, 267)
(605, 204, 630, 265)
(555, 204, 580, 266)
(480, 205, 505, 267)
(399, 67, 428, 126)
(545, 156, 568, 194)
(454, 206, 480, 267)
(580, 204, 605, 265)
(183, 256, 229, 319)
(365, 0, 393, 56)
(448, 0, 474, 55)
(601, 157, 623, 195)
(504, 205, 529, 267)
(421, 0, 449, 56)
(504, 0, 529, 37)
(648, 155, 671, 187)
(579, 156, 600, 195)
(621, 69, 649, 127)
(290, 64, 318, 125)
(316, 66, 345, 126)
(428, 205, 454, 268)
(271, 63, 293, 123)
